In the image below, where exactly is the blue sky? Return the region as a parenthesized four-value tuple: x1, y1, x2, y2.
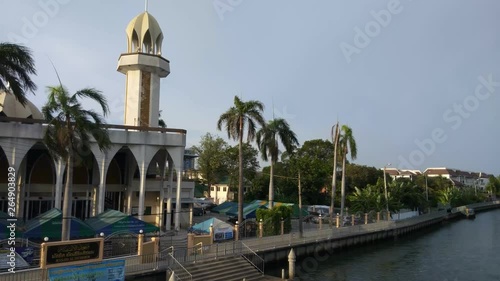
(1, 0, 499, 174)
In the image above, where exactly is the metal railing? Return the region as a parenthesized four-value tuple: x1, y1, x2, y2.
(168, 253, 192, 281)
(241, 242, 264, 274)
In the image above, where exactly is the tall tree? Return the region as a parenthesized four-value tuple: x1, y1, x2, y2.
(256, 118, 299, 207)
(0, 43, 37, 106)
(225, 143, 260, 198)
(192, 133, 229, 202)
(217, 96, 265, 224)
(42, 85, 111, 240)
(339, 125, 357, 220)
(288, 139, 333, 205)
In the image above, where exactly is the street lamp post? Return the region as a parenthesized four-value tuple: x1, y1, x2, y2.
(383, 163, 391, 213)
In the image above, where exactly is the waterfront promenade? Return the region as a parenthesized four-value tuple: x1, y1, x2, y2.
(1, 201, 498, 281)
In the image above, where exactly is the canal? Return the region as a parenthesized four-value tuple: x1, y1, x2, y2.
(267, 208, 500, 280)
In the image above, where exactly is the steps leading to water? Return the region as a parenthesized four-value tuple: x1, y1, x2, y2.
(172, 256, 264, 281)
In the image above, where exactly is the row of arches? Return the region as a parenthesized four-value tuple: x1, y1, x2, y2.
(0, 141, 182, 224)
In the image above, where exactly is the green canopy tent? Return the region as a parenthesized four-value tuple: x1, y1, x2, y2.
(211, 201, 236, 214)
(22, 209, 95, 240)
(85, 210, 159, 236)
(227, 200, 268, 219)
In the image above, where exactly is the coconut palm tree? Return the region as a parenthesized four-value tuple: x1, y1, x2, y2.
(339, 125, 357, 221)
(42, 85, 111, 241)
(257, 118, 299, 208)
(217, 96, 265, 225)
(0, 43, 37, 105)
(329, 122, 340, 226)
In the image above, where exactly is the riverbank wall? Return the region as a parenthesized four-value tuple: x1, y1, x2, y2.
(246, 201, 500, 263)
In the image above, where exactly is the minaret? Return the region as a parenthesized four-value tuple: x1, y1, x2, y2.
(117, 9, 170, 127)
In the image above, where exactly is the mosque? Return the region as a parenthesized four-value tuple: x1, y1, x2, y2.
(0, 8, 196, 231)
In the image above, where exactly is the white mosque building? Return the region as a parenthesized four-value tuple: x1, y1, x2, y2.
(0, 10, 196, 231)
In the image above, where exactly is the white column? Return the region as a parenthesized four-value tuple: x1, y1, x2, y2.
(189, 203, 193, 227)
(174, 169, 182, 231)
(92, 186, 98, 217)
(166, 163, 173, 231)
(158, 159, 166, 230)
(126, 188, 133, 215)
(54, 159, 65, 209)
(98, 154, 107, 214)
(16, 158, 27, 221)
(138, 160, 148, 220)
(126, 155, 136, 215)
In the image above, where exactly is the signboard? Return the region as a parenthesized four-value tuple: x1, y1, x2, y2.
(214, 227, 233, 241)
(41, 238, 104, 268)
(15, 247, 35, 264)
(48, 259, 125, 281)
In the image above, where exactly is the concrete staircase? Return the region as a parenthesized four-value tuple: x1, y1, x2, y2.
(171, 256, 264, 281)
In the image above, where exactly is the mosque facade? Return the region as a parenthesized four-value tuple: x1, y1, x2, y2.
(0, 10, 195, 231)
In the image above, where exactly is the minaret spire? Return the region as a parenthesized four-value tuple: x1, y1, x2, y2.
(145, 0, 149, 12)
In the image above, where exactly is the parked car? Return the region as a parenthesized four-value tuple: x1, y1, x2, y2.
(193, 207, 204, 216)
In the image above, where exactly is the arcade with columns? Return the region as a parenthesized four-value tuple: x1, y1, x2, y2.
(0, 9, 195, 231)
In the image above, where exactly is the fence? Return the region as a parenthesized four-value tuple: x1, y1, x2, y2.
(1, 201, 498, 281)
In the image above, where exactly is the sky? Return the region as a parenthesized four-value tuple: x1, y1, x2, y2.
(1, 0, 499, 174)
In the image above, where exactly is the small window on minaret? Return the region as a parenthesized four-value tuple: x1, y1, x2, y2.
(143, 31, 152, 54)
(132, 31, 139, 52)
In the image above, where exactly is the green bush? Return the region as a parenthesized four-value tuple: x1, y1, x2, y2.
(256, 205, 292, 236)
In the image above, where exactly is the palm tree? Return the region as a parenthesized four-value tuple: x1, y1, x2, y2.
(0, 43, 37, 105)
(217, 96, 265, 225)
(339, 125, 357, 221)
(257, 118, 299, 208)
(42, 85, 111, 241)
(330, 122, 340, 226)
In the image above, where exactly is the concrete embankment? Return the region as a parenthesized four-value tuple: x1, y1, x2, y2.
(245, 201, 500, 263)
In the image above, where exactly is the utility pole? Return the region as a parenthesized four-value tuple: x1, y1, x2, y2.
(298, 171, 303, 238)
(383, 163, 391, 213)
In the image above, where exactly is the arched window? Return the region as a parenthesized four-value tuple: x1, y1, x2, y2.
(132, 30, 140, 52)
(143, 30, 152, 54)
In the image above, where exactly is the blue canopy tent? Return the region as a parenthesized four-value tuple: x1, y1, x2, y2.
(85, 209, 159, 236)
(189, 217, 234, 241)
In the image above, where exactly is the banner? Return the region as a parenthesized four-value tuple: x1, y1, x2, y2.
(48, 259, 125, 281)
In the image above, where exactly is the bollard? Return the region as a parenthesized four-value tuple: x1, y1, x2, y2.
(282, 269, 285, 279)
(336, 214, 340, 228)
(377, 212, 380, 222)
(319, 214, 323, 230)
(281, 218, 284, 235)
(235, 221, 239, 241)
(387, 211, 391, 221)
(351, 214, 355, 226)
(364, 213, 368, 224)
(288, 249, 296, 279)
(259, 219, 263, 238)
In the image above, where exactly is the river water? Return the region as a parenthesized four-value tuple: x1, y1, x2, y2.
(268, 209, 500, 281)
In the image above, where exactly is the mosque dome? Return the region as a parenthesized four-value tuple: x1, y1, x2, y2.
(125, 12, 164, 56)
(0, 90, 44, 119)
